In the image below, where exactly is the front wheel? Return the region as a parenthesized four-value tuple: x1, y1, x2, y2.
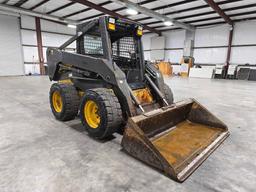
(79, 88, 123, 139)
(49, 83, 80, 121)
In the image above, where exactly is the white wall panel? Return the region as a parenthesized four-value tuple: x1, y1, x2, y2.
(142, 33, 157, 50)
(163, 30, 185, 48)
(144, 51, 150, 60)
(21, 29, 37, 45)
(151, 36, 165, 49)
(23, 46, 47, 63)
(24, 64, 40, 75)
(42, 32, 75, 48)
(0, 15, 24, 76)
(43, 48, 47, 62)
(23, 46, 38, 63)
(40, 19, 76, 35)
(21, 15, 76, 35)
(233, 21, 256, 45)
(150, 50, 165, 61)
(230, 46, 256, 64)
(165, 50, 183, 63)
(194, 48, 227, 64)
(195, 25, 230, 47)
(21, 15, 35, 29)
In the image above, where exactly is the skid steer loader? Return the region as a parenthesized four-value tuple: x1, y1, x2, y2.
(47, 16, 229, 182)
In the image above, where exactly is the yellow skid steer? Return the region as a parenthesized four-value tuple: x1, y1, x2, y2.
(47, 16, 229, 182)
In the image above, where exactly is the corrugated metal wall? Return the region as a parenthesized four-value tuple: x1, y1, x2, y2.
(142, 20, 256, 65)
(1, 13, 256, 76)
(20, 15, 76, 75)
(0, 14, 24, 76)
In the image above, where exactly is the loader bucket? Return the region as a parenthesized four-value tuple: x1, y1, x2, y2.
(121, 99, 229, 182)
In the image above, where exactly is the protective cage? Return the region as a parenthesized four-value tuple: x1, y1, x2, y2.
(112, 37, 135, 58)
(121, 99, 229, 182)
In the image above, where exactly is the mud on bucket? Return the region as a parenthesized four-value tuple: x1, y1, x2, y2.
(121, 99, 229, 182)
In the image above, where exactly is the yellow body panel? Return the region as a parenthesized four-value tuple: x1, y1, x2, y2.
(132, 88, 153, 104)
(58, 79, 73, 84)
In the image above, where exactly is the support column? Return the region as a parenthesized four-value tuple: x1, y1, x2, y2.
(35, 17, 45, 75)
(183, 29, 195, 58)
(225, 25, 234, 78)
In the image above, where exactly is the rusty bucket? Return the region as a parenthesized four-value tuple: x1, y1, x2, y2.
(121, 99, 229, 182)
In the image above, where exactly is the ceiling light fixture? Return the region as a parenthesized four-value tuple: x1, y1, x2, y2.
(164, 21, 173, 26)
(126, 8, 138, 15)
(67, 24, 77, 29)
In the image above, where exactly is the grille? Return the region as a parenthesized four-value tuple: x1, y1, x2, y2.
(112, 37, 135, 58)
(84, 35, 103, 55)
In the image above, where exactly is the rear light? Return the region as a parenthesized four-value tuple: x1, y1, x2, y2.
(137, 26, 143, 36)
(108, 18, 116, 31)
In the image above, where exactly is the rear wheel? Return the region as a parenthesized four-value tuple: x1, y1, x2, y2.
(80, 88, 123, 139)
(49, 83, 80, 121)
(163, 84, 174, 105)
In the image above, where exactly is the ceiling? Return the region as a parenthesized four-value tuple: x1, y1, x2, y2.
(1, 0, 256, 32)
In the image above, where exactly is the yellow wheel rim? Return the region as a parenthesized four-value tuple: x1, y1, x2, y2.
(84, 100, 101, 128)
(52, 91, 63, 113)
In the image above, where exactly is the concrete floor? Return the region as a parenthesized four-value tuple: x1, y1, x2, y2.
(0, 76, 255, 192)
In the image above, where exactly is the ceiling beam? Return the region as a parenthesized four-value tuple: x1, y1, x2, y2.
(136, 0, 242, 22)
(114, 0, 157, 12)
(228, 10, 256, 18)
(143, 2, 256, 26)
(153, 9, 256, 29)
(2, 0, 10, 4)
(66, 0, 157, 21)
(120, 0, 198, 18)
(62, 1, 112, 19)
(29, 0, 50, 10)
(158, 16, 256, 33)
(177, 3, 256, 21)
(70, 0, 162, 35)
(204, 0, 233, 25)
(77, 0, 197, 22)
(46, 2, 75, 14)
(111, 0, 195, 31)
(0, 3, 76, 24)
(14, 0, 29, 7)
(78, 0, 207, 23)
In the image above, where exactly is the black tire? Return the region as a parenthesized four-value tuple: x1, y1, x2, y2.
(163, 84, 174, 104)
(80, 88, 123, 139)
(49, 83, 80, 121)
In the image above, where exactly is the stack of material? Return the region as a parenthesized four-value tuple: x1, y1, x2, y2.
(180, 57, 194, 77)
(214, 64, 225, 79)
(155, 62, 172, 76)
(248, 69, 256, 81)
(189, 66, 215, 79)
(227, 65, 237, 79)
(237, 68, 250, 80)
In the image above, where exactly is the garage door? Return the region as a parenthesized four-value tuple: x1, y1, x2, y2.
(0, 14, 24, 76)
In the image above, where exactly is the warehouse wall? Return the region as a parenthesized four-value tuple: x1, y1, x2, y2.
(1, 13, 256, 76)
(142, 20, 256, 65)
(20, 15, 76, 75)
(163, 30, 185, 63)
(142, 30, 184, 63)
(0, 14, 24, 76)
(194, 24, 229, 64)
(231, 20, 256, 64)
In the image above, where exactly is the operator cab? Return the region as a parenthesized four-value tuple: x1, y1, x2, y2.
(76, 17, 145, 89)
